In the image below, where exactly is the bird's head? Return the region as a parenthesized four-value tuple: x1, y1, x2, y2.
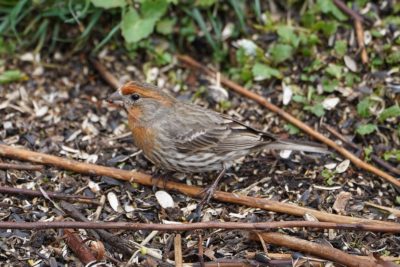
(107, 81, 175, 122)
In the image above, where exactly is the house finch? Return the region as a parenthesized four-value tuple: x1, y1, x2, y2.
(108, 81, 327, 214)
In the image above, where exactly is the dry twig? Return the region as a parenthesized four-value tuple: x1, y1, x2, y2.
(0, 161, 43, 171)
(0, 220, 399, 232)
(176, 55, 399, 188)
(89, 57, 119, 88)
(250, 232, 384, 267)
(0, 143, 398, 226)
(333, 0, 368, 64)
(0, 185, 99, 205)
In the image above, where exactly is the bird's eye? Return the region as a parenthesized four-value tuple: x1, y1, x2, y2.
(130, 93, 140, 102)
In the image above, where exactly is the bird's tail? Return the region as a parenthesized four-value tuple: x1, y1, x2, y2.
(264, 139, 329, 154)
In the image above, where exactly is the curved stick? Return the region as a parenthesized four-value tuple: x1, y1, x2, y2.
(0, 144, 398, 227)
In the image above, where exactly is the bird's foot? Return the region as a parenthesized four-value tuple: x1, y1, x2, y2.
(151, 170, 174, 192)
(189, 168, 226, 222)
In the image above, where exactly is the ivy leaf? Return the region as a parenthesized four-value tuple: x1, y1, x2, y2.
(334, 40, 347, 57)
(357, 98, 371, 118)
(356, 124, 377, 135)
(277, 26, 299, 47)
(379, 105, 400, 121)
(122, 8, 156, 43)
(91, 0, 126, 9)
(284, 123, 300, 135)
(252, 63, 282, 81)
(321, 77, 338, 92)
(313, 21, 338, 36)
(325, 63, 342, 78)
(304, 103, 325, 117)
(269, 44, 293, 63)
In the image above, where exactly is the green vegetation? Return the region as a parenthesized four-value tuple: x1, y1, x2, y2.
(1, 0, 399, 158)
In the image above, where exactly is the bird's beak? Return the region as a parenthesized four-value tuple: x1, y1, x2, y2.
(107, 91, 124, 106)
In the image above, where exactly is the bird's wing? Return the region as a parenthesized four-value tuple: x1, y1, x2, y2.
(164, 104, 272, 154)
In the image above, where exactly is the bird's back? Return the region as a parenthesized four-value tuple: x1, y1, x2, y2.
(148, 102, 273, 172)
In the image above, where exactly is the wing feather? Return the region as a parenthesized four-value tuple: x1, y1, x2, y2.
(162, 104, 270, 154)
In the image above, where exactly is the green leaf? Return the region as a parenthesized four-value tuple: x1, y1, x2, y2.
(356, 124, 377, 135)
(317, 0, 346, 21)
(334, 40, 347, 57)
(364, 145, 373, 162)
(91, 0, 126, 9)
(325, 63, 342, 78)
(313, 21, 338, 36)
(252, 63, 282, 81)
(269, 44, 293, 63)
(321, 77, 338, 92)
(292, 95, 307, 103)
(121, 8, 156, 43)
(195, 0, 216, 7)
(379, 105, 400, 121)
(386, 51, 400, 65)
(156, 18, 176, 35)
(321, 169, 335, 185)
(357, 98, 371, 118)
(284, 123, 300, 135)
(0, 70, 27, 84)
(304, 103, 325, 117)
(141, 0, 168, 19)
(383, 150, 400, 161)
(277, 26, 299, 47)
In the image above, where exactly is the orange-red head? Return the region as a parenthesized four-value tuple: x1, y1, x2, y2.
(107, 81, 175, 123)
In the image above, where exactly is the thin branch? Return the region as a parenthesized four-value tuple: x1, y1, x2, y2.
(89, 57, 119, 89)
(0, 220, 399, 232)
(0, 162, 44, 171)
(0, 144, 398, 227)
(332, 0, 365, 23)
(0, 185, 100, 205)
(332, 0, 368, 64)
(354, 19, 369, 64)
(365, 201, 400, 218)
(251, 232, 380, 267)
(176, 55, 399, 188)
(324, 124, 400, 176)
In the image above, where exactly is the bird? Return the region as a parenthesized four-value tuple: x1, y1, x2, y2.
(107, 81, 328, 216)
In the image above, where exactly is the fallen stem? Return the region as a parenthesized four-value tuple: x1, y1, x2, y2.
(0, 162, 44, 171)
(0, 220, 399, 232)
(0, 185, 99, 205)
(0, 144, 398, 227)
(176, 55, 399, 188)
(332, 0, 368, 64)
(251, 232, 380, 267)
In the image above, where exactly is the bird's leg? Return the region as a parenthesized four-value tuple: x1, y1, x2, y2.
(151, 169, 174, 191)
(192, 167, 226, 221)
